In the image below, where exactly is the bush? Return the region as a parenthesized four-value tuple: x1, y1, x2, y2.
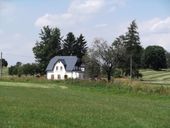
(113, 69, 122, 78)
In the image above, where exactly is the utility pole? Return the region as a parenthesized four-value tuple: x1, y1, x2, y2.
(130, 54, 132, 79)
(0, 52, 2, 78)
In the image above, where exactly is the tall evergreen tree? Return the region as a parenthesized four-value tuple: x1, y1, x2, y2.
(75, 34, 87, 59)
(32, 26, 62, 74)
(117, 21, 143, 77)
(63, 32, 76, 56)
(124, 20, 143, 77)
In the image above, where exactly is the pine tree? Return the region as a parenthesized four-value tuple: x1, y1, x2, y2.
(125, 20, 141, 55)
(124, 20, 143, 77)
(63, 32, 76, 56)
(75, 34, 87, 59)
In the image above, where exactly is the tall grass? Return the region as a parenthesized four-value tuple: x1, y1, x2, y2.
(0, 76, 170, 95)
(113, 78, 170, 95)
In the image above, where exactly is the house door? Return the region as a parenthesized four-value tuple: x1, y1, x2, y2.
(51, 74, 54, 80)
(58, 75, 61, 80)
(64, 75, 68, 79)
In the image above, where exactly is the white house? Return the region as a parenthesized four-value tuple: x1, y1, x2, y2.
(46, 56, 85, 80)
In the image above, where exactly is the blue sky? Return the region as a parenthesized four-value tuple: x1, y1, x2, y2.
(0, 0, 170, 65)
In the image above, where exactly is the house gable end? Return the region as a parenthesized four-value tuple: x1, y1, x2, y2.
(46, 56, 78, 72)
(52, 60, 66, 72)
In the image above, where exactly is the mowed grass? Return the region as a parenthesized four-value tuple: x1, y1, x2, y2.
(140, 69, 170, 85)
(0, 81, 170, 128)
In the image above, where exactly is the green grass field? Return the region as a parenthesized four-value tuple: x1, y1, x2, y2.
(0, 81, 169, 128)
(140, 69, 170, 85)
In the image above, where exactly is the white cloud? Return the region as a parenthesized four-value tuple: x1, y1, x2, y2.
(151, 17, 170, 33)
(68, 0, 104, 14)
(141, 33, 170, 51)
(35, 0, 105, 28)
(35, 0, 126, 28)
(139, 17, 170, 33)
(138, 17, 170, 51)
(107, 0, 126, 12)
(35, 12, 85, 28)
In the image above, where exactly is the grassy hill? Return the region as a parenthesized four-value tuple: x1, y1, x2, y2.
(0, 81, 169, 128)
(140, 69, 170, 85)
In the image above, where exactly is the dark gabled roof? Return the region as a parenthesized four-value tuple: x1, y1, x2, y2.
(46, 56, 78, 71)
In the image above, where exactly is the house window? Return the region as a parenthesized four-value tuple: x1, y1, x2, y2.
(58, 75, 61, 79)
(56, 66, 58, 71)
(60, 66, 63, 71)
(51, 74, 54, 80)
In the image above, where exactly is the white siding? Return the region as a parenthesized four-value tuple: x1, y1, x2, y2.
(47, 61, 84, 80)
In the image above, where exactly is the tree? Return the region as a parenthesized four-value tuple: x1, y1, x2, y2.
(83, 49, 101, 79)
(166, 52, 170, 68)
(33, 26, 62, 74)
(16, 62, 22, 67)
(124, 20, 143, 78)
(22, 63, 40, 76)
(112, 35, 127, 73)
(8, 66, 16, 75)
(62, 33, 87, 59)
(144, 45, 167, 70)
(8, 62, 23, 77)
(75, 34, 88, 59)
(62, 32, 76, 56)
(0, 58, 8, 67)
(22, 63, 32, 76)
(9, 63, 40, 76)
(94, 39, 118, 82)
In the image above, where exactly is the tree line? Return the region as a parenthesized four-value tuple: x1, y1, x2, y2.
(9, 26, 87, 77)
(32, 26, 87, 74)
(8, 62, 40, 77)
(8, 20, 169, 81)
(85, 20, 168, 81)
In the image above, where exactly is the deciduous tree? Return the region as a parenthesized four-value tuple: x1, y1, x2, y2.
(32, 26, 62, 74)
(94, 39, 118, 82)
(144, 45, 167, 70)
(83, 49, 101, 79)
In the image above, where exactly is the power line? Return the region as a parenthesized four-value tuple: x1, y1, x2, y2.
(0, 52, 2, 78)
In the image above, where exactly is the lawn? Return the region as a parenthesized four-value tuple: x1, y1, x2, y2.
(140, 69, 170, 86)
(0, 81, 169, 128)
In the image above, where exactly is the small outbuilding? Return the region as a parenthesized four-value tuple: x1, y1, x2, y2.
(46, 56, 85, 80)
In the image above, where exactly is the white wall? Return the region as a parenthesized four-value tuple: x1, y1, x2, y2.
(47, 61, 84, 80)
(47, 61, 66, 80)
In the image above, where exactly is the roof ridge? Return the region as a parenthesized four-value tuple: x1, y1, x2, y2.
(46, 56, 78, 71)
